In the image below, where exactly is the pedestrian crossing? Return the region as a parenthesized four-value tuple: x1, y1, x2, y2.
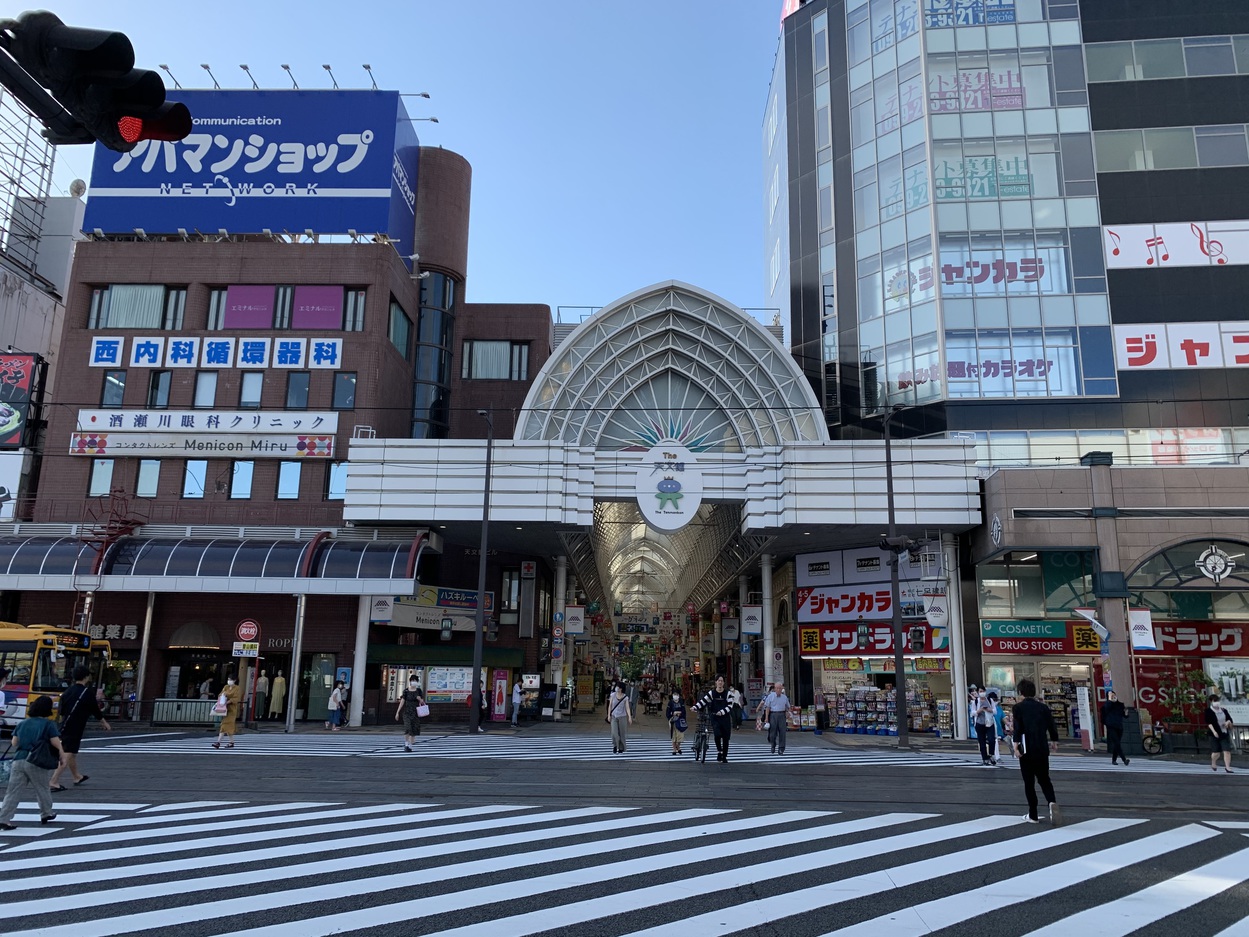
(0, 799, 1246, 936)
(82, 731, 1246, 774)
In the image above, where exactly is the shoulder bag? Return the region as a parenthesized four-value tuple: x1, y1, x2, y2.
(27, 726, 59, 770)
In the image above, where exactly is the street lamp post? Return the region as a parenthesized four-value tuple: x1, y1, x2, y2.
(469, 408, 494, 734)
(882, 406, 911, 749)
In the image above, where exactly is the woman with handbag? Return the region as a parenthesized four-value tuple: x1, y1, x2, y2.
(0, 694, 65, 829)
(395, 678, 427, 752)
(211, 674, 241, 749)
(605, 682, 633, 753)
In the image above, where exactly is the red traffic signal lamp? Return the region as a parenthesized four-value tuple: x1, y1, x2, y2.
(0, 10, 190, 152)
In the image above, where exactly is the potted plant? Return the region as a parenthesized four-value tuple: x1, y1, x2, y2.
(1157, 669, 1213, 752)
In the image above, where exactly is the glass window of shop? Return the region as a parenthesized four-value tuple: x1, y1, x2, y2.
(977, 550, 1095, 618)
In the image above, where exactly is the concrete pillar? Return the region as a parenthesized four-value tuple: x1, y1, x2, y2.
(761, 553, 776, 685)
(285, 594, 307, 734)
(132, 591, 156, 721)
(552, 555, 567, 714)
(1090, 459, 1134, 705)
(738, 574, 750, 693)
(348, 595, 370, 727)
(943, 533, 969, 740)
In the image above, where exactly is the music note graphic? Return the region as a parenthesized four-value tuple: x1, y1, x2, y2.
(1145, 235, 1169, 265)
(1191, 223, 1228, 265)
(1106, 229, 1122, 256)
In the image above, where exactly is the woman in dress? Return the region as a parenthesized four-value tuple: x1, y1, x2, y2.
(693, 675, 736, 763)
(395, 678, 426, 752)
(211, 673, 241, 749)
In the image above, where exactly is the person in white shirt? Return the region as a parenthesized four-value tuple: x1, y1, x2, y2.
(757, 682, 792, 755)
(511, 680, 523, 727)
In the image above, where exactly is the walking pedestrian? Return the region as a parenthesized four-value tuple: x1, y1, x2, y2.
(727, 683, 743, 728)
(1011, 678, 1061, 825)
(511, 679, 522, 727)
(967, 684, 980, 740)
(211, 673, 241, 749)
(49, 665, 111, 791)
(395, 677, 426, 752)
(1206, 694, 1235, 774)
(606, 682, 633, 753)
(1100, 690, 1129, 766)
(0, 695, 64, 829)
(757, 681, 792, 754)
(693, 675, 735, 763)
(666, 689, 688, 755)
(326, 681, 346, 731)
(973, 688, 997, 765)
(254, 671, 269, 724)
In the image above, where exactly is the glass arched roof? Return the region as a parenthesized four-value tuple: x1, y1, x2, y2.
(517, 282, 827, 451)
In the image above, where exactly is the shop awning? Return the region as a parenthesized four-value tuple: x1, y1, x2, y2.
(0, 532, 428, 596)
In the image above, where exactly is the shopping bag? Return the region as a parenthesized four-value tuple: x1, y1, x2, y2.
(416, 704, 430, 718)
(211, 693, 228, 716)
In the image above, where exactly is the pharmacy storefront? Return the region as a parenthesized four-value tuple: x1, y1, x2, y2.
(980, 619, 1103, 741)
(797, 547, 954, 737)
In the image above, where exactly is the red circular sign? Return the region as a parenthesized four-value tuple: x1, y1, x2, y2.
(236, 619, 260, 641)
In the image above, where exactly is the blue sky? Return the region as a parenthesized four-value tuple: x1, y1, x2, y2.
(43, 1, 786, 320)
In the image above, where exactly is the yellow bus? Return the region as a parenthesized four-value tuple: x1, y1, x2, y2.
(0, 623, 112, 729)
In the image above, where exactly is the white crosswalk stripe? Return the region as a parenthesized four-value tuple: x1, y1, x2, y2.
(1, 799, 1246, 936)
(82, 731, 1243, 775)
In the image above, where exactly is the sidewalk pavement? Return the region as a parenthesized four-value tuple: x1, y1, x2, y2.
(103, 708, 1221, 766)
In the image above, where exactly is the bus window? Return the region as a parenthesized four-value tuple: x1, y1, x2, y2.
(32, 649, 74, 693)
(0, 651, 33, 686)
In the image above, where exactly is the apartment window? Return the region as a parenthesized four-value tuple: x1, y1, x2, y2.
(147, 371, 171, 408)
(239, 372, 263, 409)
(501, 569, 521, 612)
(276, 461, 301, 500)
(461, 340, 529, 380)
(389, 300, 412, 359)
(182, 460, 207, 499)
(87, 285, 187, 329)
(1195, 125, 1249, 167)
(136, 460, 160, 498)
(207, 288, 227, 330)
(286, 371, 310, 409)
(193, 371, 218, 409)
(325, 462, 348, 500)
(230, 460, 254, 499)
(101, 370, 126, 407)
(88, 459, 113, 497)
(344, 289, 366, 331)
(332, 372, 357, 410)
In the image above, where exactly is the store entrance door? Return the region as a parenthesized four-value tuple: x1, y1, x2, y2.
(1038, 661, 1092, 740)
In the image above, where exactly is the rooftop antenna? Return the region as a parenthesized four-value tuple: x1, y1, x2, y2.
(322, 65, 339, 89)
(362, 63, 378, 90)
(158, 65, 182, 90)
(240, 64, 259, 90)
(281, 64, 299, 89)
(200, 64, 220, 89)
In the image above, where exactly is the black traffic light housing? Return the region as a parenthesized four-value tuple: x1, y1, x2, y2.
(0, 10, 190, 152)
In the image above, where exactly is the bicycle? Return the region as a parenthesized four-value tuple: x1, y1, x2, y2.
(692, 709, 711, 764)
(1140, 727, 1163, 755)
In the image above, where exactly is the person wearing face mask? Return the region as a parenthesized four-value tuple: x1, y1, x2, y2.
(211, 673, 241, 749)
(395, 678, 426, 752)
(606, 681, 633, 753)
(666, 689, 688, 755)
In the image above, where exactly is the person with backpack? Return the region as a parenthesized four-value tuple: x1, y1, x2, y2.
(49, 665, 111, 791)
(1012, 678, 1061, 825)
(973, 688, 997, 765)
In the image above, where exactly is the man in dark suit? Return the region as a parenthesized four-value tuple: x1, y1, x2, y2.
(1011, 678, 1061, 825)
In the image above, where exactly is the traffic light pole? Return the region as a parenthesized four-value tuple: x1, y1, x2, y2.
(883, 407, 910, 749)
(469, 409, 494, 734)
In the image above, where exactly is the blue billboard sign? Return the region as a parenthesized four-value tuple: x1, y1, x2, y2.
(83, 90, 419, 257)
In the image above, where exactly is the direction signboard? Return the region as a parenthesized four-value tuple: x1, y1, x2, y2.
(232, 641, 260, 658)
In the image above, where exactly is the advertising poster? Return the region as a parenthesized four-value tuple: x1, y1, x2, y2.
(0, 354, 38, 450)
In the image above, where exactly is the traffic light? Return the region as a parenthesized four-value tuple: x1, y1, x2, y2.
(0, 11, 190, 152)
